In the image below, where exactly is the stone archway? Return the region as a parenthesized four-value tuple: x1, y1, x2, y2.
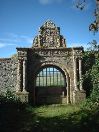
(33, 63, 70, 105)
(15, 20, 86, 104)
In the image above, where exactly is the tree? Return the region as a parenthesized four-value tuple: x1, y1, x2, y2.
(82, 40, 99, 109)
(75, 0, 99, 33)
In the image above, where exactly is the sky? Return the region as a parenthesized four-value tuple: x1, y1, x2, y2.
(0, 0, 99, 57)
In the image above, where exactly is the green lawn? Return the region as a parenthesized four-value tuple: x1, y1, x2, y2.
(0, 104, 99, 132)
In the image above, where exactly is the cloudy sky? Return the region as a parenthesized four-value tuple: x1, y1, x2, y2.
(0, 0, 99, 57)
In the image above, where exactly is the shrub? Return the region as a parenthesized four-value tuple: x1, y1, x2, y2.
(0, 89, 27, 110)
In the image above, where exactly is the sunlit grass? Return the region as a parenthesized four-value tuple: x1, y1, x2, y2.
(28, 104, 80, 118)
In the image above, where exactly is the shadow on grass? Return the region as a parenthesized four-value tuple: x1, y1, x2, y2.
(28, 109, 99, 132)
(0, 103, 99, 132)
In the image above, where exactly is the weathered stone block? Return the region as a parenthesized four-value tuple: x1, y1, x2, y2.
(73, 90, 86, 103)
(16, 92, 29, 103)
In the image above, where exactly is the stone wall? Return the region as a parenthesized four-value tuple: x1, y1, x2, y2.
(0, 58, 17, 94)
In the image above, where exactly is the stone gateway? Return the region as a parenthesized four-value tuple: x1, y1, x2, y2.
(0, 20, 86, 104)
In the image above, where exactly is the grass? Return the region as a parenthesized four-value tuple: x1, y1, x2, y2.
(0, 103, 99, 132)
(30, 104, 80, 118)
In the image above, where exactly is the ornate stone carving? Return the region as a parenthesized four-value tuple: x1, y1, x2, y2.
(32, 20, 66, 48)
(32, 49, 71, 57)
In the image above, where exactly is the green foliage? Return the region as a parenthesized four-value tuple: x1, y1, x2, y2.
(82, 40, 99, 109)
(0, 89, 27, 109)
(0, 90, 15, 104)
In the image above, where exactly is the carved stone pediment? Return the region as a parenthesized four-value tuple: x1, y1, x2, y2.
(32, 20, 66, 48)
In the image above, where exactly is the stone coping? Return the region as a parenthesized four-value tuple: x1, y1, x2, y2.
(0, 58, 11, 61)
(16, 47, 84, 51)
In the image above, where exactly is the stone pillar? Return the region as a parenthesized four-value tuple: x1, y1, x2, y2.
(17, 58, 29, 103)
(73, 51, 78, 91)
(16, 59, 22, 92)
(79, 58, 83, 91)
(66, 74, 69, 104)
(67, 77, 70, 104)
(72, 50, 86, 104)
(64, 71, 70, 104)
(23, 58, 27, 92)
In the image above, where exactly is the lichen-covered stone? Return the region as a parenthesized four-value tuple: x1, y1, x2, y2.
(0, 58, 17, 94)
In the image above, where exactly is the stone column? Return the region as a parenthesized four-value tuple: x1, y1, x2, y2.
(79, 58, 83, 91)
(73, 52, 78, 91)
(23, 58, 27, 92)
(16, 59, 22, 92)
(66, 74, 70, 104)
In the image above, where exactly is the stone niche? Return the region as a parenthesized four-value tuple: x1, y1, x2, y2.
(0, 20, 86, 104)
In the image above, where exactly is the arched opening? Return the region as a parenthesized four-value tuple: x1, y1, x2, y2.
(35, 65, 67, 104)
